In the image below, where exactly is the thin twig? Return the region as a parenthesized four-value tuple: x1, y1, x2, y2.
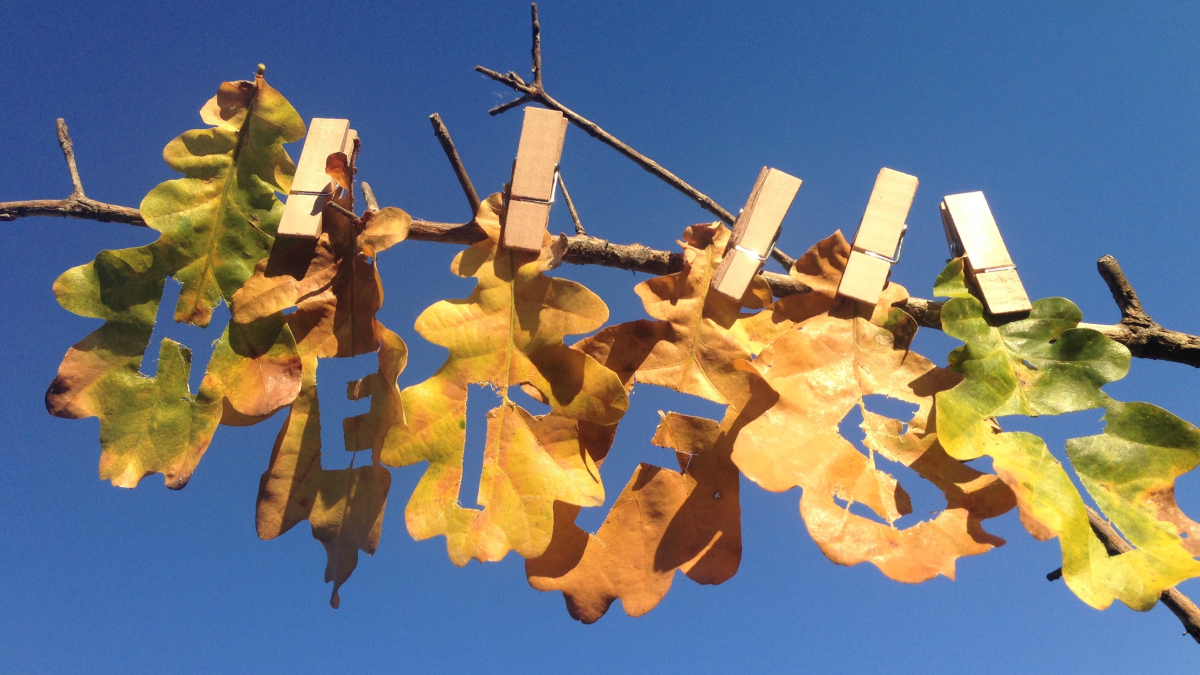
(556, 173, 585, 235)
(326, 200, 362, 227)
(429, 113, 481, 215)
(1078, 255, 1200, 367)
(361, 182, 380, 212)
(56, 119, 85, 198)
(477, 64, 737, 226)
(771, 247, 796, 270)
(1096, 254, 1150, 323)
(489, 95, 530, 116)
(0, 119, 145, 226)
(531, 3, 543, 90)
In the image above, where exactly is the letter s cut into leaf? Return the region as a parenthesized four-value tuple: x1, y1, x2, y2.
(732, 254, 1015, 582)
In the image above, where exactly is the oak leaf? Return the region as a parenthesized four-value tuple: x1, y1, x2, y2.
(378, 194, 628, 565)
(529, 231, 855, 619)
(731, 255, 1014, 582)
(934, 260, 1200, 610)
(578, 223, 812, 409)
(256, 329, 400, 608)
(527, 412, 740, 622)
(46, 72, 304, 488)
(231, 195, 411, 358)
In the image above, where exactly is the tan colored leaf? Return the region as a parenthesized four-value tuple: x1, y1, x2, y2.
(732, 297, 1015, 582)
(578, 224, 831, 410)
(377, 193, 628, 565)
(232, 197, 410, 358)
(527, 412, 740, 623)
(257, 334, 400, 608)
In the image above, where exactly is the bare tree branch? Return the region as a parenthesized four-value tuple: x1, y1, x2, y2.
(770, 247, 796, 270)
(530, 3, 543, 90)
(0, 118, 146, 226)
(556, 173, 585, 235)
(489, 95, 530, 116)
(477, 63, 738, 226)
(361, 181, 380, 212)
(57, 119, 86, 198)
(429, 113, 481, 215)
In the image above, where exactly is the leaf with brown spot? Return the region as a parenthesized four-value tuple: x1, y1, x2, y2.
(376, 193, 628, 565)
(527, 412, 740, 622)
(731, 289, 1015, 582)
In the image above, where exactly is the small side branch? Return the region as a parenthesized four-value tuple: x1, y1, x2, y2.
(770, 247, 796, 270)
(556, 173, 585, 235)
(1078, 255, 1200, 368)
(361, 182, 381, 212)
(1097, 254, 1149, 323)
(429, 113, 481, 215)
(0, 118, 146, 227)
(530, 3, 543, 90)
(57, 119, 86, 198)
(477, 64, 737, 226)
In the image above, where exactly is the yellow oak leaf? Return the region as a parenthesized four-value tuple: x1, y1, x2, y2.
(378, 193, 628, 565)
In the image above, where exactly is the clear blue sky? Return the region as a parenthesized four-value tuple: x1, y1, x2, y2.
(3, 1, 1200, 672)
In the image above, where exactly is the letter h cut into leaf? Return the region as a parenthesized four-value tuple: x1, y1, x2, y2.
(47, 71, 306, 488)
(378, 194, 628, 566)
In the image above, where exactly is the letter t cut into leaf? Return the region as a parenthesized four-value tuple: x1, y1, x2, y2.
(379, 194, 628, 566)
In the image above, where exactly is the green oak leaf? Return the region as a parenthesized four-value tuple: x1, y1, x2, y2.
(46, 71, 305, 488)
(934, 260, 1200, 610)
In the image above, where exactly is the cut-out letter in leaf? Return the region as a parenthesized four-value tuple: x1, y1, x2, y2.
(527, 412, 740, 623)
(732, 256, 1014, 582)
(47, 71, 305, 488)
(378, 194, 627, 565)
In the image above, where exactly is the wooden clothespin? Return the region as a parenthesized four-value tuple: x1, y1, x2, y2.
(710, 167, 802, 301)
(836, 168, 919, 306)
(278, 118, 353, 238)
(502, 106, 569, 251)
(941, 191, 1032, 314)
